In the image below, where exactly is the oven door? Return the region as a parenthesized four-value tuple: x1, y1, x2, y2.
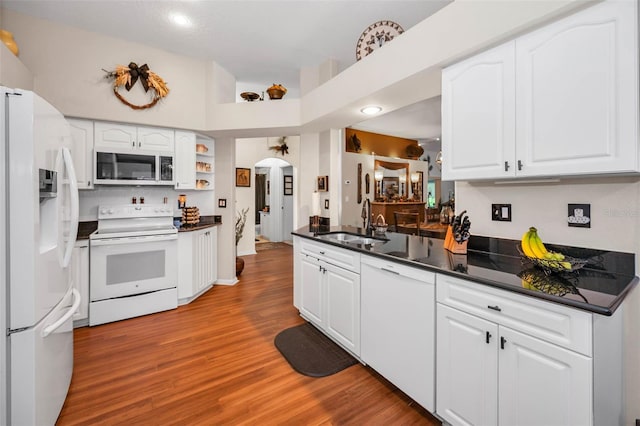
(90, 234, 177, 301)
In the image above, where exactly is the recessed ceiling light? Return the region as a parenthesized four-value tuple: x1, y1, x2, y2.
(360, 106, 382, 115)
(170, 13, 192, 28)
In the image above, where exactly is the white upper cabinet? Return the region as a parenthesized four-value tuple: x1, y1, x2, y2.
(67, 118, 94, 189)
(174, 130, 196, 189)
(442, 0, 638, 181)
(515, 0, 637, 177)
(442, 41, 516, 180)
(137, 127, 174, 152)
(94, 122, 137, 150)
(94, 122, 174, 152)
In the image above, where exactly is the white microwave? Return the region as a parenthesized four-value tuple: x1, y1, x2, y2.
(94, 150, 174, 185)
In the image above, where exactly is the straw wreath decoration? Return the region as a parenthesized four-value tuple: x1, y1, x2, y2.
(103, 62, 169, 110)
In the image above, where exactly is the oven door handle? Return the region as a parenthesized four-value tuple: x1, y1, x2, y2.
(90, 234, 177, 246)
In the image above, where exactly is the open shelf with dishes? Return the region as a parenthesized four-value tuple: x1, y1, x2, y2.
(195, 135, 214, 190)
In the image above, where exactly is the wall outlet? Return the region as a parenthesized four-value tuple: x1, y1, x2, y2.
(568, 203, 591, 228)
(492, 204, 512, 221)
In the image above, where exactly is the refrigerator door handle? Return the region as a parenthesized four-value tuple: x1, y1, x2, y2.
(61, 146, 79, 268)
(42, 288, 80, 338)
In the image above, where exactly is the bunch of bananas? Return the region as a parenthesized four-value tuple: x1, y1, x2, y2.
(521, 227, 571, 270)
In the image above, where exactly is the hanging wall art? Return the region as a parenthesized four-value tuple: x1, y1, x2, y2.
(103, 62, 170, 110)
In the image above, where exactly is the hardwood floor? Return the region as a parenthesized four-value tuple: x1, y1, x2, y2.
(57, 245, 441, 425)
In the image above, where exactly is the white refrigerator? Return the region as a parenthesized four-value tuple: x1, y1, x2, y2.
(1, 87, 80, 425)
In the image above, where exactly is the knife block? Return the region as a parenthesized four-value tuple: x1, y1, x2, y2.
(444, 225, 468, 254)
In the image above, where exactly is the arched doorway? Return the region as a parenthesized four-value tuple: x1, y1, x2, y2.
(254, 157, 293, 248)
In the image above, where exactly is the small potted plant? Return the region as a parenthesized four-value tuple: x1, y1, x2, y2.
(235, 207, 249, 276)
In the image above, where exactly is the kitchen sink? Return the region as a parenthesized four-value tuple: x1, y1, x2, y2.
(317, 232, 362, 242)
(316, 232, 387, 246)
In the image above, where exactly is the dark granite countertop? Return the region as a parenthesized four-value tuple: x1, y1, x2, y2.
(175, 215, 221, 232)
(292, 225, 637, 316)
(77, 221, 97, 240)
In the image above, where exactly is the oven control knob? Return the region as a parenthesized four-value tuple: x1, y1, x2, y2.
(108, 209, 114, 214)
(100, 209, 107, 215)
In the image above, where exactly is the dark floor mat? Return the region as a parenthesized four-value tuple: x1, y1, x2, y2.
(274, 322, 358, 377)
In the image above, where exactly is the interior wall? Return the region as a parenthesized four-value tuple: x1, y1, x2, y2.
(0, 42, 33, 90)
(2, 9, 218, 130)
(298, 133, 320, 224)
(235, 136, 300, 256)
(283, 166, 294, 241)
(78, 186, 215, 222)
(455, 177, 640, 252)
(214, 137, 236, 284)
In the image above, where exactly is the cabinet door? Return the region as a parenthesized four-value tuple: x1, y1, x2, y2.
(175, 131, 196, 189)
(138, 126, 174, 152)
(442, 41, 516, 181)
(436, 304, 498, 426)
(193, 228, 216, 293)
(71, 242, 89, 324)
(67, 118, 94, 189)
(499, 327, 592, 426)
(324, 262, 360, 356)
(299, 254, 324, 326)
(94, 122, 137, 150)
(515, 0, 637, 177)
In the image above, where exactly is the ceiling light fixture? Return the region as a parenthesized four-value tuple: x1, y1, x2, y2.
(360, 106, 382, 115)
(170, 13, 192, 28)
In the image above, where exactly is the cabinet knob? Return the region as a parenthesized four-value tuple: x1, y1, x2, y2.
(517, 160, 523, 171)
(504, 161, 510, 171)
(486, 331, 492, 344)
(487, 305, 501, 312)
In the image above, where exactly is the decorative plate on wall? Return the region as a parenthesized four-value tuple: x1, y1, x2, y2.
(356, 20, 404, 61)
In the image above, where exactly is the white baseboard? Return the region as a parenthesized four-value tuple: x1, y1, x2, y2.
(237, 249, 257, 256)
(215, 278, 239, 286)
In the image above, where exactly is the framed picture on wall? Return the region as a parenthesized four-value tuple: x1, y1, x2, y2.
(284, 175, 293, 195)
(317, 175, 328, 192)
(236, 168, 251, 187)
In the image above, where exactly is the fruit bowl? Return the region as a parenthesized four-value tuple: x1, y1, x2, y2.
(517, 245, 589, 274)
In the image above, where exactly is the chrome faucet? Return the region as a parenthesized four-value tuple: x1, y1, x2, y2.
(361, 198, 374, 236)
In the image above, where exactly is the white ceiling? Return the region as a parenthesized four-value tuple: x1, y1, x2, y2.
(2, 0, 449, 139)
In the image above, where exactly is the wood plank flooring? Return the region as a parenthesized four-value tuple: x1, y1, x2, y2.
(57, 245, 441, 425)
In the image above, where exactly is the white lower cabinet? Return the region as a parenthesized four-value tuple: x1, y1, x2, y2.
(293, 238, 624, 424)
(436, 274, 621, 426)
(177, 227, 217, 304)
(437, 305, 498, 426)
(294, 237, 360, 356)
(71, 240, 89, 327)
(361, 255, 436, 412)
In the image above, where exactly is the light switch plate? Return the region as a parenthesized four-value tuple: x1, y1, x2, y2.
(492, 204, 512, 222)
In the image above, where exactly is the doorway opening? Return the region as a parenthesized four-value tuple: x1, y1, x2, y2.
(254, 158, 293, 249)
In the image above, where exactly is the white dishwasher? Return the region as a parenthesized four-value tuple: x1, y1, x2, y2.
(361, 255, 436, 412)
